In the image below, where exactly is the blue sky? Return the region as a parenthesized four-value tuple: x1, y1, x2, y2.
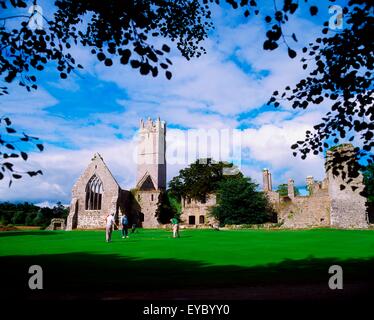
(0, 1, 347, 205)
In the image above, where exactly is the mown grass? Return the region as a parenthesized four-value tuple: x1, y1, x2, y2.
(0, 228, 373, 299)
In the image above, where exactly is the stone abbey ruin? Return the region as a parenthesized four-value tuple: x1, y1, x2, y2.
(263, 144, 368, 229)
(67, 117, 166, 229)
(66, 118, 370, 230)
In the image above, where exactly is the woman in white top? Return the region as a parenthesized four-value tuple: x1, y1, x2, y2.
(105, 213, 117, 242)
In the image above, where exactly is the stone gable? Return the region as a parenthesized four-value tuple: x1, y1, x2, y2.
(66, 118, 167, 230)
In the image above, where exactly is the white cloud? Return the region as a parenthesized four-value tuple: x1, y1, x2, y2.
(0, 8, 331, 202)
(0, 139, 138, 203)
(241, 111, 326, 187)
(0, 86, 58, 115)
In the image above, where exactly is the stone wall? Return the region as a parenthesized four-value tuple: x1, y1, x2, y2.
(46, 218, 66, 230)
(135, 190, 161, 228)
(278, 188, 330, 228)
(180, 194, 218, 226)
(66, 153, 121, 230)
(326, 144, 368, 228)
(266, 144, 369, 229)
(137, 118, 166, 190)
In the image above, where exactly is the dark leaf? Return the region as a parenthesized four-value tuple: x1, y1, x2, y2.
(288, 48, 297, 59)
(3, 162, 14, 171)
(6, 127, 16, 134)
(97, 52, 106, 61)
(21, 152, 28, 161)
(4, 117, 11, 126)
(104, 58, 113, 66)
(162, 44, 170, 53)
(309, 6, 318, 16)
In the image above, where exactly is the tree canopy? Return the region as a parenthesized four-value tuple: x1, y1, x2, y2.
(155, 191, 178, 224)
(0, 201, 68, 227)
(168, 158, 242, 202)
(0, 116, 43, 186)
(276, 183, 300, 197)
(0, 0, 372, 187)
(271, 1, 373, 179)
(210, 176, 273, 226)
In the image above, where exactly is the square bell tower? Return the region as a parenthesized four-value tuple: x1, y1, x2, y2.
(136, 117, 166, 190)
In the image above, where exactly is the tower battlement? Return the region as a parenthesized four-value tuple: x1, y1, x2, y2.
(140, 117, 166, 132)
(136, 117, 167, 190)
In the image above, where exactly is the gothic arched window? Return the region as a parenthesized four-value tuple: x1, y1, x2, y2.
(85, 175, 103, 210)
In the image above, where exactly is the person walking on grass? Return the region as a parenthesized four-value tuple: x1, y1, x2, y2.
(131, 212, 138, 234)
(121, 213, 129, 238)
(170, 216, 180, 238)
(105, 212, 117, 243)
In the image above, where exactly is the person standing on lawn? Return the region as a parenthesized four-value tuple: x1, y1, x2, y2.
(121, 213, 129, 238)
(131, 212, 138, 234)
(170, 216, 180, 238)
(105, 212, 117, 242)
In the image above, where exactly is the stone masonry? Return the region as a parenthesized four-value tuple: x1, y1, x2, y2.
(326, 144, 368, 228)
(66, 153, 124, 229)
(180, 194, 218, 227)
(66, 118, 166, 230)
(265, 144, 368, 229)
(178, 144, 369, 229)
(46, 218, 66, 230)
(66, 119, 369, 231)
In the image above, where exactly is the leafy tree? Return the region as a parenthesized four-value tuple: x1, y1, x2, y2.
(0, 0, 213, 93)
(2, 1, 355, 92)
(211, 176, 272, 225)
(0, 201, 67, 227)
(276, 183, 300, 197)
(269, 1, 373, 180)
(10, 210, 26, 224)
(53, 201, 68, 219)
(1, 0, 372, 185)
(168, 158, 242, 202)
(24, 211, 37, 225)
(155, 190, 176, 224)
(168, 192, 182, 216)
(0, 116, 43, 186)
(0, 201, 39, 225)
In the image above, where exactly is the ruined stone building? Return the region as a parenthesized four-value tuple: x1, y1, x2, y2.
(263, 144, 369, 229)
(66, 117, 166, 230)
(179, 144, 370, 229)
(179, 194, 217, 227)
(66, 118, 370, 231)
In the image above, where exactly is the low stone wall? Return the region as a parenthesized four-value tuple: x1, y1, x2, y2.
(223, 223, 281, 230)
(76, 210, 104, 229)
(46, 218, 66, 231)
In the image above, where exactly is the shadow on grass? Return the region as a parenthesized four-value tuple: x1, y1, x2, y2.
(0, 231, 59, 237)
(0, 252, 373, 300)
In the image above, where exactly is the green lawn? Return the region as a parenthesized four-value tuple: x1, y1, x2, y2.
(1, 228, 373, 299)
